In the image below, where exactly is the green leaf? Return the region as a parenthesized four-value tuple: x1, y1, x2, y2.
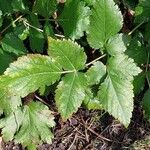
(11, 0, 26, 11)
(1, 33, 27, 55)
(29, 14, 44, 53)
(133, 72, 146, 95)
(83, 88, 102, 110)
(98, 74, 133, 127)
(33, 0, 57, 18)
(48, 38, 87, 70)
(86, 61, 106, 86)
(15, 102, 55, 147)
(98, 55, 141, 127)
(135, 0, 150, 23)
(0, 74, 22, 114)
(0, 101, 55, 148)
(44, 22, 54, 37)
(126, 37, 147, 64)
(85, 98, 103, 110)
(14, 24, 29, 40)
(55, 73, 87, 120)
(87, 0, 123, 49)
(107, 55, 141, 80)
(0, 0, 13, 15)
(59, 0, 90, 40)
(143, 89, 150, 120)
(84, 0, 96, 6)
(0, 108, 23, 141)
(0, 50, 15, 74)
(4, 54, 62, 98)
(0, 78, 21, 114)
(106, 34, 126, 56)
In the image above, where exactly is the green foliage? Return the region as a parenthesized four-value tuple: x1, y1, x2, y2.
(143, 89, 150, 120)
(133, 72, 146, 95)
(0, 54, 62, 115)
(56, 73, 87, 120)
(4, 54, 62, 98)
(0, 101, 55, 149)
(86, 61, 106, 86)
(0, 50, 15, 74)
(59, 0, 90, 40)
(1, 33, 27, 55)
(126, 36, 147, 64)
(29, 14, 45, 52)
(87, 0, 123, 49)
(48, 38, 87, 70)
(98, 55, 141, 126)
(33, 0, 57, 18)
(0, 0, 149, 149)
(135, 0, 150, 23)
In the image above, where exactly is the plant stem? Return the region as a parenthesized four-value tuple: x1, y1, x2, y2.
(86, 54, 106, 67)
(128, 20, 145, 35)
(55, 54, 107, 75)
(0, 15, 23, 35)
(23, 21, 44, 32)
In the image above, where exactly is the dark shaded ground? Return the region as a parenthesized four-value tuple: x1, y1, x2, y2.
(3, 93, 150, 150)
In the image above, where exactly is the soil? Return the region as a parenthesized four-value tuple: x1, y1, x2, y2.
(3, 93, 150, 150)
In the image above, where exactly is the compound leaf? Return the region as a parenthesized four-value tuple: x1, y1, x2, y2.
(48, 38, 87, 70)
(87, 0, 123, 49)
(55, 73, 87, 120)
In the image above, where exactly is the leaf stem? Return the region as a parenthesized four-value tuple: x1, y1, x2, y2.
(128, 20, 145, 35)
(61, 70, 76, 74)
(23, 21, 44, 32)
(86, 54, 106, 67)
